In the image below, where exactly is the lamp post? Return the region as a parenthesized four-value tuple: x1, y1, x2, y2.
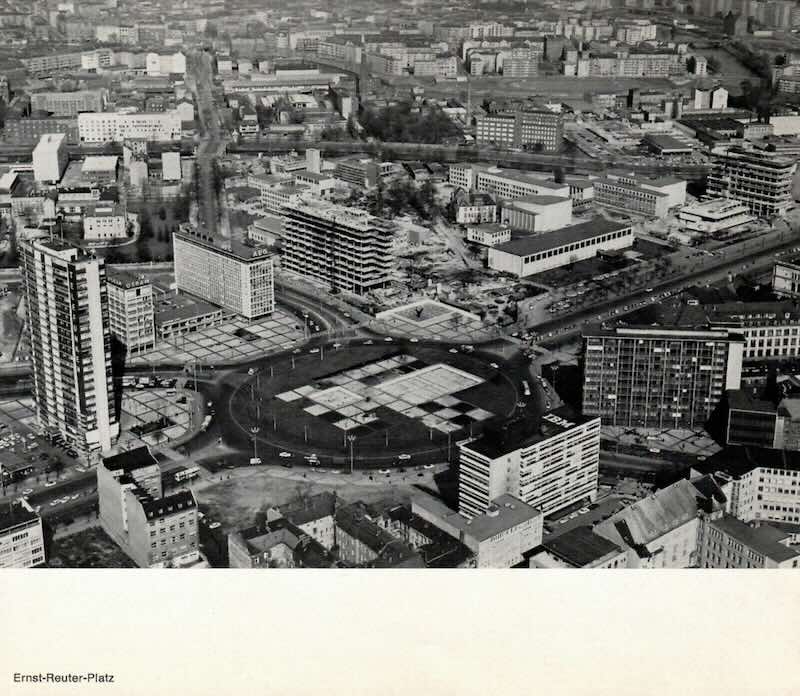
(348, 434, 356, 475)
(250, 426, 260, 461)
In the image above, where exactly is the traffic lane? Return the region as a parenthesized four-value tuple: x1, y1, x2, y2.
(23, 471, 97, 507)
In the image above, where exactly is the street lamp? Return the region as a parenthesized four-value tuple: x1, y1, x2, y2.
(348, 434, 356, 474)
(250, 426, 260, 461)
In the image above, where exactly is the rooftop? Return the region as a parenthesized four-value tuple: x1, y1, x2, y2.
(713, 515, 799, 563)
(108, 269, 150, 290)
(492, 218, 630, 258)
(695, 446, 800, 478)
(141, 490, 195, 519)
(541, 526, 624, 567)
(236, 517, 334, 568)
(278, 491, 336, 527)
(502, 194, 571, 208)
(174, 230, 275, 262)
(103, 446, 159, 475)
(82, 155, 119, 173)
(463, 494, 541, 541)
(0, 501, 38, 534)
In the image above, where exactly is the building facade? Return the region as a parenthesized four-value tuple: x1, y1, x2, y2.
(173, 232, 275, 320)
(582, 326, 744, 430)
(21, 238, 118, 452)
(457, 409, 600, 518)
(107, 271, 156, 355)
(475, 109, 563, 151)
(0, 500, 45, 568)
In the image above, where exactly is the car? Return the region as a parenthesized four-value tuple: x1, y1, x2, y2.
(559, 517, 569, 524)
(449, 348, 458, 354)
(279, 451, 292, 458)
(308, 348, 320, 354)
(568, 512, 579, 519)
(70, 494, 80, 501)
(49, 500, 59, 507)
(423, 464, 435, 470)
(398, 454, 411, 461)
(44, 481, 57, 488)
(489, 362, 499, 369)
(648, 448, 661, 454)
(379, 468, 391, 475)
(363, 340, 374, 345)
(332, 343, 342, 349)
(249, 457, 262, 465)
(292, 348, 302, 355)
(209, 522, 222, 530)
(22, 488, 33, 495)
(579, 507, 590, 514)
(66, 449, 78, 458)
(409, 337, 419, 343)
(247, 367, 257, 375)
(75, 466, 87, 473)
(384, 337, 393, 342)
(330, 469, 342, 475)
(646, 288, 654, 292)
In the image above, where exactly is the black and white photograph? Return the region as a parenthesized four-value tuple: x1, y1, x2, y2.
(0, 0, 799, 693)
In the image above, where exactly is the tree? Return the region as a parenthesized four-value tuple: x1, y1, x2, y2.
(553, 166, 565, 184)
(52, 458, 65, 480)
(158, 207, 167, 221)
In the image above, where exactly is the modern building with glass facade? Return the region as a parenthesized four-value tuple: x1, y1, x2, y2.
(582, 325, 744, 430)
(173, 232, 275, 320)
(107, 270, 155, 355)
(21, 238, 118, 452)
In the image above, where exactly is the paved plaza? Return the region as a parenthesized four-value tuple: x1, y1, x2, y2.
(129, 308, 305, 366)
(118, 388, 198, 450)
(373, 300, 491, 343)
(602, 426, 722, 457)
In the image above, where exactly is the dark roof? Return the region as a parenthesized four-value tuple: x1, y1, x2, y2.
(238, 517, 334, 568)
(492, 218, 630, 258)
(712, 515, 800, 563)
(141, 490, 195, 519)
(0, 501, 38, 533)
(385, 505, 473, 568)
(694, 446, 800, 478)
(726, 389, 776, 414)
(464, 406, 594, 459)
(542, 526, 623, 567)
(103, 446, 159, 474)
(279, 491, 336, 527)
(335, 503, 422, 567)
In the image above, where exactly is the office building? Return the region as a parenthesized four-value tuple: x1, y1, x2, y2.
(678, 198, 754, 236)
(488, 218, 633, 277)
(693, 447, 800, 525)
(707, 301, 800, 360)
(282, 199, 394, 294)
(4, 116, 79, 145)
(32, 133, 68, 184)
(98, 447, 199, 568)
(466, 223, 511, 247)
(107, 270, 156, 355)
(0, 500, 45, 568)
(21, 238, 118, 452)
(334, 158, 395, 189)
(30, 89, 106, 117)
(499, 195, 573, 233)
(475, 109, 563, 151)
(773, 255, 800, 298)
(592, 178, 671, 218)
(707, 146, 796, 217)
(173, 232, 275, 320)
(698, 513, 800, 568)
(725, 390, 783, 449)
(83, 204, 127, 240)
(582, 325, 745, 430)
(78, 111, 182, 143)
(457, 408, 600, 519)
(472, 166, 570, 200)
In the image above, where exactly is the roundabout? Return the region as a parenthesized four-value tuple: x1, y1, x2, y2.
(225, 339, 540, 469)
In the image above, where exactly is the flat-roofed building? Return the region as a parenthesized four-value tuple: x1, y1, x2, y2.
(30, 89, 106, 116)
(412, 491, 542, 568)
(457, 407, 600, 519)
(0, 500, 45, 568)
(473, 166, 571, 200)
(282, 198, 394, 294)
(98, 447, 200, 568)
(466, 223, 511, 247)
(83, 203, 126, 240)
(773, 254, 800, 298)
(294, 169, 335, 197)
(593, 177, 670, 218)
(32, 133, 68, 184)
(528, 525, 627, 568)
(173, 232, 275, 320)
(582, 325, 745, 430)
(488, 218, 633, 277)
(476, 109, 563, 151)
(21, 238, 118, 452)
(678, 198, 754, 235)
(107, 270, 155, 355)
(706, 301, 800, 361)
(78, 111, 182, 143)
(499, 194, 573, 232)
(708, 146, 796, 217)
(80, 155, 118, 186)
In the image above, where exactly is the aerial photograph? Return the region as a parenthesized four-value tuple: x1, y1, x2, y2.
(1, 0, 800, 577)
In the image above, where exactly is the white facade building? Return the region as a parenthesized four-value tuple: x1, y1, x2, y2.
(0, 500, 45, 568)
(78, 111, 182, 143)
(32, 133, 68, 184)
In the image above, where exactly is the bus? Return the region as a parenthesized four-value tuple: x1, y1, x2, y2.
(174, 466, 200, 483)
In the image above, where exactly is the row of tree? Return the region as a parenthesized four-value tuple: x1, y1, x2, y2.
(360, 103, 462, 144)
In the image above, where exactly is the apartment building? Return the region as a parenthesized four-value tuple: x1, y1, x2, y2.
(582, 325, 744, 430)
(593, 477, 725, 568)
(4, 116, 79, 145)
(334, 158, 395, 189)
(32, 133, 68, 184)
(466, 223, 511, 247)
(0, 500, 45, 568)
(317, 36, 364, 64)
(282, 198, 394, 295)
(411, 491, 542, 568)
(228, 517, 335, 568)
(693, 447, 800, 525)
(98, 447, 199, 568)
(78, 111, 183, 143)
(698, 513, 800, 568)
(21, 238, 118, 452)
(475, 109, 563, 151)
(83, 205, 127, 240)
(146, 51, 186, 77)
(30, 89, 106, 117)
(453, 191, 497, 224)
(107, 270, 155, 355)
(457, 408, 600, 519)
(707, 146, 796, 217)
(488, 218, 633, 277)
(173, 232, 275, 320)
(459, 165, 570, 200)
(414, 54, 458, 78)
